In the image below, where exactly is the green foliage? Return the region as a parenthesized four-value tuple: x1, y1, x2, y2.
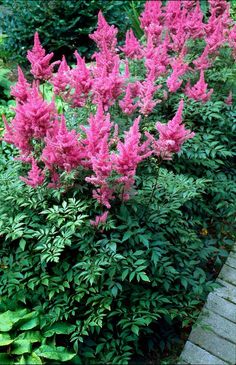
(0, 62, 12, 101)
(0, 0, 132, 63)
(0, 305, 76, 364)
(0, 155, 220, 363)
(0, 1, 235, 363)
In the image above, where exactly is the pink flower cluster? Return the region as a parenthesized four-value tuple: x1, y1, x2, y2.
(3, 0, 236, 225)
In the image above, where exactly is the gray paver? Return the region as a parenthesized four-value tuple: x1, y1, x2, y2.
(179, 341, 228, 364)
(189, 326, 236, 364)
(226, 256, 236, 269)
(215, 279, 236, 304)
(198, 309, 236, 344)
(205, 292, 236, 323)
(219, 264, 236, 286)
(179, 246, 236, 365)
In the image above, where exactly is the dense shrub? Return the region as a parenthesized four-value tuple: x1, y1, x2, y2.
(0, 0, 236, 363)
(0, 0, 138, 64)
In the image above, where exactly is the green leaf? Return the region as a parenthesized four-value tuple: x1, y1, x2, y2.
(139, 272, 150, 282)
(121, 269, 129, 281)
(122, 231, 133, 242)
(23, 353, 43, 364)
(35, 345, 76, 361)
(0, 309, 28, 331)
(16, 331, 42, 344)
(44, 323, 76, 337)
(11, 339, 32, 355)
(19, 317, 39, 331)
(19, 238, 26, 251)
(0, 333, 13, 346)
(131, 325, 139, 335)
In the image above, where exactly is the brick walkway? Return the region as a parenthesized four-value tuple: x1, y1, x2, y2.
(178, 246, 236, 365)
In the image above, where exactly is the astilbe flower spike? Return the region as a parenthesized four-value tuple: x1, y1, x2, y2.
(185, 70, 213, 102)
(139, 0, 163, 40)
(82, 103, 113, 160)
(138, 79, 160, 116)
(70, 51, 92, 107)
(91, 57, 123, 110)
(167, 51, 189, 93)
(27, 32, 59, 80)
(86, 135, 114, 209)
(4, 83, 56, 153)
(119, 84, 138, 115)
(113, 116, 151, 200)
(120, 29, 142, 59)
(89, 11, 118, 52)
(184, 1, 205, 40)
(90, 211, 109, 226)
(51, 55, 71, 96)
(225, 91, 233, 106)
(228, 25, 236, 59)
(193, 46, 212, 71)
(11, 66, 31, 103)
(42, 115, 85, 173)
(20, 158, 45, 188)
(146, 100, 195, 160)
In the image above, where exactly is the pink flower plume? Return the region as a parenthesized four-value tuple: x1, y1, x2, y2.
(185, 70, 213, 102)
(27, 32, 59, 80)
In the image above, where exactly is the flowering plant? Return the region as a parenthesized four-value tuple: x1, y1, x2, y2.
(3, 0, 235, 225)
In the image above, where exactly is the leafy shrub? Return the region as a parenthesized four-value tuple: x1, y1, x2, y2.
(0, 160, 218, 364)
(0, 0, 133, 64)
(1, 0, 236, 364)
(0, 63, 12, 101)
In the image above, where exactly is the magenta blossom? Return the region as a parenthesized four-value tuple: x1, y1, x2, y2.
(90, 211, 109, 226)
(89, 11, 118, 52)
(113, 116, 151, 199)
(225, 91, 233, 106)
(119, 84, 138, 115)
(42, 115, 85, 172)
(27, 32, 59, 80)
(86, 135, 114, 208)
(20, 158, 45, 188)
(4, 83, 56, 153)
(51, 55, 71, 95)
(11, 66, 31, 103)
(120, 29, 142, 59)
(185, 70, 213, 102)
(146, 100, 195, 159)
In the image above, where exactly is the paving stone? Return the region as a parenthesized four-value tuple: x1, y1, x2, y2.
(189, 325, 236, 364)
(219, 264, 236, 286)
(205, 292, 236, 323)
(226, 255, 236, 269)
(179, 341, 228, 364)
(215, 279, 236, 304)
(198, 309, 236, 344)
